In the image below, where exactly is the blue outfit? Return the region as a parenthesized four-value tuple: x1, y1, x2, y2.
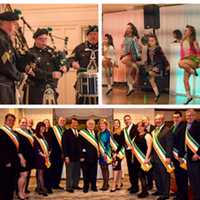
(98, 129, 111, 165)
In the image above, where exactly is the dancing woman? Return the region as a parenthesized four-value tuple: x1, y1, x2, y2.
(178, 25, 200, 104)
(146, 34, 170, 102)
(103, 34, 117, 95)
(120, 23, 141, 96)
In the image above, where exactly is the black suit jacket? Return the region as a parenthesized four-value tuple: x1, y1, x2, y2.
(147, 124, 155, 134)
(186, 120, 200, 161)
(172, 121, 187, 158)
(62, 128, 80, 162)
(121, 123, 138, 150)
(79, 129, 98, 163)
(0, 129, 19, 170)
(152, 124, 173, 162)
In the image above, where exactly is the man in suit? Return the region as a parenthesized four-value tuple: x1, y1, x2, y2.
(0, 113, 25, 200)
(62, 118, 81, 193)
(45, 116, 66, 191)
(171, 111, 188, 200)
(185, 109, 200, 200)
(122, 114, 138, 193)
(152, 114, 173, 200)
(142, 116, 155, 190)
(79, 119, 98, 193)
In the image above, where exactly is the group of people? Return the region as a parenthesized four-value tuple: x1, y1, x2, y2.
(0, 109, 200, 200)
(103, 22, 200, 104)
(0, 9, 98, 105)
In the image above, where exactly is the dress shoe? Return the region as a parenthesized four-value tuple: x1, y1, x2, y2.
(110, 188, 117, 192)
(129, 188, 139, 194)
(53, 185, 64, 190)
(83, 189, 88, 193)
(66, 189, 74, 193)
(73, 186, 82, 190)
(91, 188, 98, 192)
(47, 189, 53, 194)
(152, 191, 162, 196)
(25, 190, 30, 194)
(138, 191, 149, 198)
(157, 196, 169, 200)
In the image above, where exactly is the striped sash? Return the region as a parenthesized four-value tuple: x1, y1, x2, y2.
(132, 136, 152, 172)
(124, 127, 134, 150)
(152, 129, 175, 173)
(79, 129, 99, 154)
(99, 136, 112, 164)
(185, 128, 200, 154)
(110, 135, 125, 160)
(0, 126, 19, 151)
(34, 136, 51, 168)
(173, 148, 187, 170)
(15, 128, 34, 147)
(52, 126, 63, 148)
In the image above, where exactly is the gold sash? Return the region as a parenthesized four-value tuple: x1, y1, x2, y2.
(15, 128, 34, 147)
(52, 126, 63, 148)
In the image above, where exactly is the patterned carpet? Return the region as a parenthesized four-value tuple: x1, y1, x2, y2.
(14, 176, 175, 200)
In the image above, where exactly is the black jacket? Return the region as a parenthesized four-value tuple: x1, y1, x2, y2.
(79, 129, 98, 163)
(172, 121, 187, 158)
(186, 120, 200, 161)
(0, 129, 20, 170)
(62, 128, 81, 162)
(152, 124, 173, 162)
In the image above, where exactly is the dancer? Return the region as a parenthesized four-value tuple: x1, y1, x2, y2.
(120, 23, 141, 96)
(178, 25, 200, 104)
(103, 34, 117, 95)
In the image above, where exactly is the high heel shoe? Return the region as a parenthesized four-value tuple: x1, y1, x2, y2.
(184, 97, 193, 105)
(110, 188, 117, 192)
(154, 94, 160, 103)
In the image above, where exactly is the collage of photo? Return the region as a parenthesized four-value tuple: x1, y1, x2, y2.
(0, 2, 199, 200)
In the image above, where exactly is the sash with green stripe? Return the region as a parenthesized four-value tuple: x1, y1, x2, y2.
(98, 133, 112, 164)
(34, 135, 51, 168)
(110, 135, 125, 160)
(185, 128, 200, 154)
(124, 127, 134, 150)
(152, 129, 175, 173)
(132, 136, 152, 172)
(79, 129, 99, 155)
(15, 128, 34, 147)
(173, 148, 187, 170)
(52, 126, 63, 148)
(0, 126, 19, 151)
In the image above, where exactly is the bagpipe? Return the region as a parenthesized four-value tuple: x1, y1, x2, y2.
(4, 4, 69, 104)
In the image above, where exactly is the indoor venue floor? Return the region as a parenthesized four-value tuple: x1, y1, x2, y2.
(102, 86, 200, 105)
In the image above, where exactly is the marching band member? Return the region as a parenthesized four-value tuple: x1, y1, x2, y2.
(0, 10, 35, 104)
(62, 118, 81, 193)
(98, 119, 112, 191)
(152, 114, 174, 200)
(71, 25, 98, 104)
(171, 111, 188, 200)
(110, 119, 124, 192)
(178, 25, 200, 104)
(185, 109, 200, 200)
(27, 28, 67, 104)
(132, 121, 152, 198)
(15, 118, 35, 200)
(79, 119, 99, 193)
(45, 117, 66, 191)
(33, 122, 50, 196)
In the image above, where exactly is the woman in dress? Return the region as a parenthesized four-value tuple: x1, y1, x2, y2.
(178, 25, 200, 104)
(103, 33, 117, 95)
(120, 22, 141, 96)
(146, 34, 170, 102)
(98, 119, 111, 191)
(132, 121, 152, 198)
(110, 119, 124, 192)
(33, 122, 50, 196)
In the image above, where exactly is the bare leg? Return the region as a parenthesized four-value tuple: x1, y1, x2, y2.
(18, 171, 28, 199)
(111, 170, 118, 191)
(149, 71, 159, 102)
(184, 71, 192, 98)
(116, 170, 122, 189)
(103, 59, 113, 94)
